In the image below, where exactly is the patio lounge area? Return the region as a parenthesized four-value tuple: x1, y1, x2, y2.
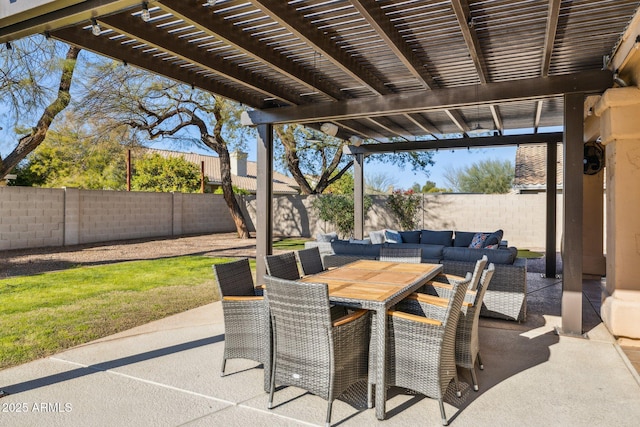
(1, 266, 639, 427)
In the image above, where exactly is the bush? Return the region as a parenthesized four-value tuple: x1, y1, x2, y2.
(386, 189, 421, 230)
(312, 194, 372, 238)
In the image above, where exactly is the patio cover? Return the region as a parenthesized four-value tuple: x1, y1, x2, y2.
(2, 0, 640, 335)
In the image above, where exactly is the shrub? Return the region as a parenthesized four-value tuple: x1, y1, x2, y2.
(312, 194, 372, 238)
(386, 189, 421, 230)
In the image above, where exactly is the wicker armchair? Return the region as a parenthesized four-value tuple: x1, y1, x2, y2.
(378, 247, 422, 263)
(374, 273, 471, 426)
(265, 252, 300, 280)
(212, 258, 269, 383)
(297, 247, 325, 275)
(424, 263, 495, 391)
(264, 276, 370, 427)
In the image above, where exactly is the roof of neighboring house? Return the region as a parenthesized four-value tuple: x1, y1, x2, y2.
(514, 144, 563, 191)
(144, 148, 300, 195)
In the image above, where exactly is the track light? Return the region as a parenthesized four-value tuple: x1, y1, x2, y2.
(91, 19, 101, 36)
(141, 2, 151, 22)
(207, 0, 218, 6)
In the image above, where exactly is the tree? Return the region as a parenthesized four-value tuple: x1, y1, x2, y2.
(411, 180, 450, 193)
(366, 172, 396, 194)
(274, 124, 435, 195)
(78, 62, 251, 238)
(132, 153, 201, 193)
(0, 37, 81, 179)
(16, 115, 129, 189)
(443, 159, 514, 193)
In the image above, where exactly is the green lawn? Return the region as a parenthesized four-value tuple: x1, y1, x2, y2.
(272, 237, 310, 250)
(517, 249, 544, 258)
(0, 255, 251, 370)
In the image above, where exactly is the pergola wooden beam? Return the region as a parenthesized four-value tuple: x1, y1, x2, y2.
(246, 70, 613, 125)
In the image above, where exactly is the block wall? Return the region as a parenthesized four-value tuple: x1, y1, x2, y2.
(0, 187, 65, 250)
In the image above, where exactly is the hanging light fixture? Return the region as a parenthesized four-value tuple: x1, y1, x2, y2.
(91, 19, 101, 36)
(141, 2, 151, 22)
(207, 0, 218, 6)
(467, 82, 491, 136)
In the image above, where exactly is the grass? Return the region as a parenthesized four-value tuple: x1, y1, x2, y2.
(0, 255, 252, 370)
(517, 249, 544, 258)
(273, 237, 310, 250)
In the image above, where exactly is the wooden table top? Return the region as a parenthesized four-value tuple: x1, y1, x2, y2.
(300, 260, 441, 303)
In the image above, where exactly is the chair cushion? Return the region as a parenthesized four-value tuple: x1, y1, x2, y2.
(384, 229, 403, 243)
(420, 230, 453, 246)
(399, 230, 421, 244)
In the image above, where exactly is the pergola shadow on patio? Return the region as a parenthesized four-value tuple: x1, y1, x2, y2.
(0, 269, 638, 426)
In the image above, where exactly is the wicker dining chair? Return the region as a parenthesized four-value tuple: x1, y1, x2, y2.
(212, 258, 270, 383)
(264, 276, 370, 427)
(429, 255, 488, 291)
(378, 246, 422, 263)
(265, 252, 300, 280)
(373, 273, 471, 426)
(424, 263, 496, 391)
(296, 246, 325, 275)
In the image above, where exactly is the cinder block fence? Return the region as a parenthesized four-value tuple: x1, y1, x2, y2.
(1, 186, 568, 251)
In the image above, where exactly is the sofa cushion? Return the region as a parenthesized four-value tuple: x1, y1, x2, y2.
(453, 231, 476, 247)
(317, 232, 338, 242)
(330, 241, 382, 258)
(385, 242, 445, 260)
(443, 246, 517, 264)
(384, 229, 402, 243)
(420, 230, 453, 246)
(369, 230, 386, 244)
(349, 238, 371, 245)
(399, 230, 421, 244)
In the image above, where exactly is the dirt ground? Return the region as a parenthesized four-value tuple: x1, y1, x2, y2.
(0, 233, 260, 279)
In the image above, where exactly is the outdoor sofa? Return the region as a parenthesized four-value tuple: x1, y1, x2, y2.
(305, 229, 527, 322)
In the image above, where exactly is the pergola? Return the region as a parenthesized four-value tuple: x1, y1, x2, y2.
(2, 0, 640, 337)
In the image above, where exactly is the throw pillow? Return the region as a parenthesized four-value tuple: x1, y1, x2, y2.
(483, 229, 504, 247)
(369, 230, 386, 244)
(316, 232, 338, 242)
(469, 232, 489, 249)
(384, 229, 403, 244)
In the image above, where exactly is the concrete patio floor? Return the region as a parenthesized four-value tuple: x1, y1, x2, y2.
(1, 270, 640, 426)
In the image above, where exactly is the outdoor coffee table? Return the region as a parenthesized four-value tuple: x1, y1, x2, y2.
(300, 259, 443, 420)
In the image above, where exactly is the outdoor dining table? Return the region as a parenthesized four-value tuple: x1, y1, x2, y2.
(299, 259, 443, 420)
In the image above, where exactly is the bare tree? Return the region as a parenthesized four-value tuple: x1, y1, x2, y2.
(0, 38, 80, 178)
(78, 62, 250, 238)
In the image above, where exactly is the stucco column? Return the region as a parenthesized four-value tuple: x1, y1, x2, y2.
(594, 86, 640, 339)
